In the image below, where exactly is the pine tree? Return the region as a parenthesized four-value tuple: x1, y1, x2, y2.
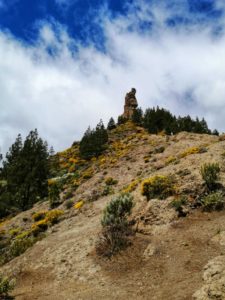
(132, 108, 143, 125)
(79, 121, 108, 159)
(212, 129, 219, 136)
(117, 115, 127, 125)
(107, 117, 116, 130)
(2, 130, 50, 210)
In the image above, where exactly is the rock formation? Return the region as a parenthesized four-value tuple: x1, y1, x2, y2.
(123, 88, 138, 119)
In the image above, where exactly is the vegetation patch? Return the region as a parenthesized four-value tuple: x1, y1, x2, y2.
(32, 211, 47, 222)
(141, 175, 176, 200)
(46, 210, 64, 225)
(74, 201, 84, 210)
(201, 192, 224, 211)
(96, 193, 134, 257)
(64, 199, 74, 209)
(0, 274, 15, 299)
(48, 180, 62, 208)
(166, 156, 177, 165)
(102, 185, 114, 196)
(104, 177, 118, 186)
(122, 180, 139, 194)
(171, 196, 188, 217)
(200, 163, 220, 191)
(180, 146, 206, 158)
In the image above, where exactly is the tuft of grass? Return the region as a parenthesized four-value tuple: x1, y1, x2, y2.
(201, 191, 224, 211)
(0, 274, 15, 298)
(200, 163, 220, 191)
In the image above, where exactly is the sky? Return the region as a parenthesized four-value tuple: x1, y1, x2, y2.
(1, 0, 225, 154)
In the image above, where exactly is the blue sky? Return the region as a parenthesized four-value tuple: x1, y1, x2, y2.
(0, 0, 223, 45)
(1, 0, 225, 153)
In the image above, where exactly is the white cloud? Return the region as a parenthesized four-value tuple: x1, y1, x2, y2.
(1, 1, 225, 155)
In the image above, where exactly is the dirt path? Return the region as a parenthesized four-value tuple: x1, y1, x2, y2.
(4, 207, 224, 300)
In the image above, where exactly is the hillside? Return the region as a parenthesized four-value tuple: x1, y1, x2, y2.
(1, 122, 225, 300)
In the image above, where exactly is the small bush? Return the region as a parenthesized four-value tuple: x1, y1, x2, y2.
(102, 185, 114, 196)
(8, 237, 36, 258)
(200, 163, 220, 190)
(171, 196, 188, 217)
(82, 169, 94, 179)
(201, 192, 224, 211)
(63, 190, 73, 200)
(32, 211, 47, 222)
(180, 146, 205, 158)
(46, 210, 64, 225)
(9, 228, 21, 237)
(122, 180, 139, 193)
(0, 274, 15, 298)
(64, 199, 74, 209)
(166, 156, 177, 165)
(74, 201, 84, 209)
(31, 219, 48, 236)
(16, 231, 30, 240)
(48, 181, 61, 208)
(105, 177, 118, 186)
(141, 175, 176, 200)
(96, 193, 134, 257)
(154, 146, 165, 154)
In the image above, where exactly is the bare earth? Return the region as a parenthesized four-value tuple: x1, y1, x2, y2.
(2, 130, 225, 299)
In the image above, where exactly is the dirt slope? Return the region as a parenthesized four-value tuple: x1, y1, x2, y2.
(2, 127, 225, 300)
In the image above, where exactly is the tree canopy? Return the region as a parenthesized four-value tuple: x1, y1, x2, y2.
(79, 120, 108, 159)
(1, 129, 50, 211)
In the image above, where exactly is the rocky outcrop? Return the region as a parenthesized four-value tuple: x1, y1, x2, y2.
(193, 255, 225, 300)
(123, 88, 138, 119)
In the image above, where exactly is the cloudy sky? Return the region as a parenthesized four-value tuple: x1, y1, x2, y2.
(1, 0, 225, 155)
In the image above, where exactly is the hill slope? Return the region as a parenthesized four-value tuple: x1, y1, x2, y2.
(2, 122, 225, 300)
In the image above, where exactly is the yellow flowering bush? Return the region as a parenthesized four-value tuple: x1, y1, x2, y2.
(141, 175, 176, 200)
(9, 228, 21, 237)
(166, 156, 177, 165)
(74, 201, 84, 209)
(82, 168, 94, 179)
(32, 211, 47, 222)
(46, 210, 64, 225)
(48, 179, 57, 186)
(122, 180, 139, 193)
(68, 158, 78, 164)
(16, 231, 31, 240)
(180, 146, 206, 158)
(105, 177, 118, 186)
(31, 219, 49, 236)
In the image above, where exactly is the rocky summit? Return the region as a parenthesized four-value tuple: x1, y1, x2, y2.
(123, 88, 138, 119)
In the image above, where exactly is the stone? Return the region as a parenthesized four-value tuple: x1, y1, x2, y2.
(123, 88, 138, 119)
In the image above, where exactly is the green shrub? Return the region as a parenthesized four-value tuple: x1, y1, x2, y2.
(200, 163, 220, 190)
(171, 196, 187, 211)
(9, 228, 21, 237)
(0, 274, 15, 298)
(154, 146, 165, 154)
(8, 237, 36, 259)
(48, 182, 61, 208)
(171, 196, 188, 217)
(96, 193, 134, 257)
(141, 175, 176, 200)
(201, 192, 224, 211)
(46, 210, 64, 225)
(102, 185, 114, 196)
(63, 189, 73, 200)
(32, 211, 47, 222)
(105, 177, 118, 186)
(64, 199, 74, 209)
